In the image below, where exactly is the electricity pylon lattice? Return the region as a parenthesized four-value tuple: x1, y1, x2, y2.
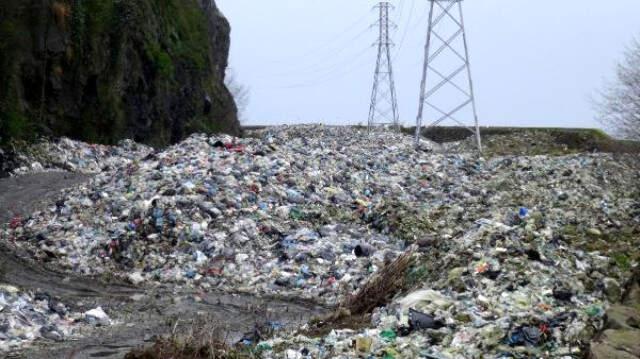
(415, 0, 482, 151)
(368, 2, 399, 131)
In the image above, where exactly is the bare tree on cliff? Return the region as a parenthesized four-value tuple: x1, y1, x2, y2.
(225, 69, 250, 124)
(595, 38, 640, 140)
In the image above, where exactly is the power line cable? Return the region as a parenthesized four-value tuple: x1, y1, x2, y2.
(400, 4, 434, 67)
(263, 11, 372, 65)
(396, 0, 406, 25)
(393, 0, 419, 61)
(262, 26, 375, 77)
(280, 46, 375, 88)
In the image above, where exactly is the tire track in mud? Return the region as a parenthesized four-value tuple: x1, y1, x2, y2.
(17, 290, 325, 359)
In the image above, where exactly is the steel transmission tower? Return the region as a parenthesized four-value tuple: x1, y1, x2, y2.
(414, 0, 482, 151)
(368, 2, 399, 131)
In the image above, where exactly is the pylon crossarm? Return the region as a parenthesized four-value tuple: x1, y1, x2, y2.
(373, 2, 395, 10)
(424, 65, 469, 98)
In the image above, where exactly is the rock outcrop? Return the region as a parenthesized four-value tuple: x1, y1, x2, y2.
(0, 0, 239, 147)
(590, 272, 640, 359)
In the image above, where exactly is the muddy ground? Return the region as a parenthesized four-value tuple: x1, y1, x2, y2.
(0, 173, 324, 359)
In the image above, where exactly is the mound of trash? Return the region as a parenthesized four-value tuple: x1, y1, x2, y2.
(3, 127, 425, 305)
(2, 125, 639, 356)
(9, 138, 153, 176)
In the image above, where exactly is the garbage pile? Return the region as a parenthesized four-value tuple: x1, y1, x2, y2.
(9, 137, 153, 176)
(0, 284, 100, 352)
(250, 129, 639, 358)
(1, 125, 639, 356)
(258, 215, 629, 358)
(3, 126, 423, 305)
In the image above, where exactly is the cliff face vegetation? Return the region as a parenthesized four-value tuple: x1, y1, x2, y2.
(0, 0, 239, 147)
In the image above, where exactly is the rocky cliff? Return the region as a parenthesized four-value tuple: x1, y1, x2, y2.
(0, 0, 239, 147)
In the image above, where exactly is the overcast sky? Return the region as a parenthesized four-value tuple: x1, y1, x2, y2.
(216, 0, 639, 130)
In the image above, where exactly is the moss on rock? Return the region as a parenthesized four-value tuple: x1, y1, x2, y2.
(0, 0, 239, 147)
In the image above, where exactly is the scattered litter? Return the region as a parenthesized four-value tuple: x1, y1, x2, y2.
(10, 137, 152, 176)
(0, 286, 79, 351)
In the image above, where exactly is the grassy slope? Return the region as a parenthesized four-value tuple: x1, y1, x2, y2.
(408, 126, 640, 156)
